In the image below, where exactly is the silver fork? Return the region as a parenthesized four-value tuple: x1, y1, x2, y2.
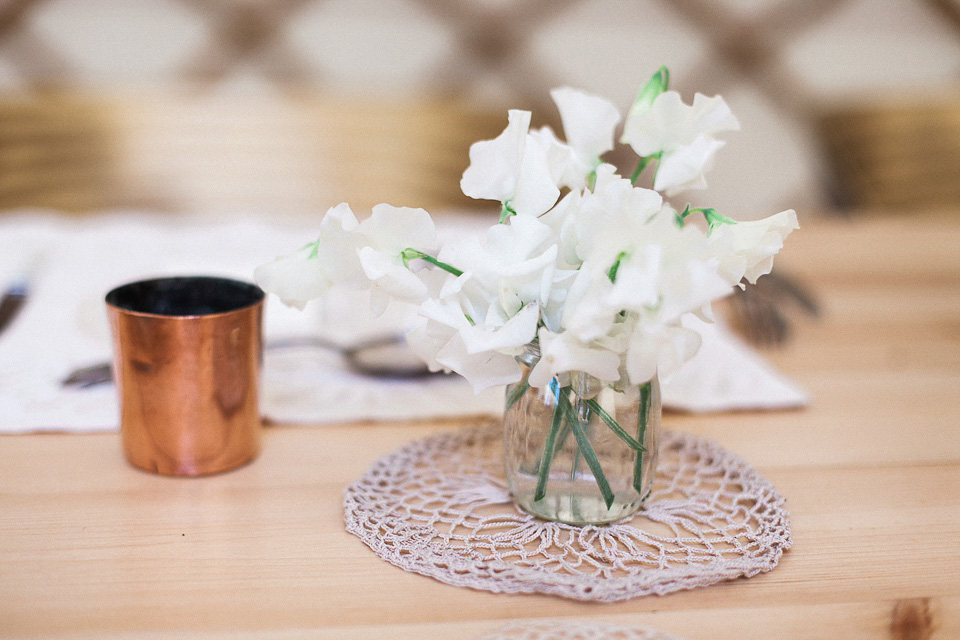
(730, 270, 820, 347)
(0, 278, 29, 339)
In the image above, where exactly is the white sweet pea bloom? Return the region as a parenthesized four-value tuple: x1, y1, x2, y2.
(438, 214, 558, 315)
(606, 244, 662, 311)
(435, 334, 524, 393)
(561, 264, 618, 343)
(459, 302, 540, 355)
(621, 91, 739, 195)
(573, 174, 663, 266)
(406, 274, 533, 392)
(529, 87, 620, 190)
(538, 189, 584, 268)
(406, 307, 525, 393)
(253, 242, 331, 311)
(626, 321, 702, 384)
(552, 87, 620, 170)
(528, 328, 621, 389)
(356, 204, 438, 314)
(630, 210, 733, 324)
(460, 110, 560, 217)
(258, 73, 798, 400)
(254, 202, 363, 309)
(708, 209, 799, 286)
(315, 203, 366, 286)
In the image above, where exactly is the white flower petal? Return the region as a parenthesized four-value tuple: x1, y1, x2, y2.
(358, 246, 428, 303)
(510, 135, 561, 217)
(529, 125, 577, 187)
(551, 86, 620, 170)
(405, 317, 455, 373)
(315, 203, 365, 286)
(607, 245, 661, 310)
(436, 334, 522, 393)
(459, 302, 540, 354)
(627, 323, 702, 384)
(460, 109, 530, 204)
(709, 209, 799, 284)
(254, 243, 331, 311)
(360, 203, 437, 253)
(529, 329, 621, 388)
(690, 92, 740, 135)
(653, 135, 725, 195)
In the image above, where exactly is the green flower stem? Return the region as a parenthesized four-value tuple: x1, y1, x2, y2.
(607, 251, 628, 283)
(526, 380, 645, 510)
(630, 155, 653, 184)
(630, 152, 662, 185)
(534, 387, 567, 502)
(552, 418, 572, 458)
(499, 202, 517, 223)
(585, 398, 646, 451)
(562, 396, 590, 481)
(505, 376, 530, 411)
(634, 66, 670, 110)
(562, 392, 615, 509)
(400, 248, 463, 277)
(675, 206, 735, 234)
(633, 381, 652, 494)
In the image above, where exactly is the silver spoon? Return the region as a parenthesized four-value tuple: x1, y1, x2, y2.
(62, 334, 440, 388)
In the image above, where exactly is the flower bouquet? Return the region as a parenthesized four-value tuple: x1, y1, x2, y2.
(256, 67, 796, 524)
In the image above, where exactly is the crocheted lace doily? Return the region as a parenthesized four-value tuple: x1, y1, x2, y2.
(343, 424, 791, 602)
(476, 619, 687, 640)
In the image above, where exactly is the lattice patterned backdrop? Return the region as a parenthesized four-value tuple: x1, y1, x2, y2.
(0, 0, 958, 218)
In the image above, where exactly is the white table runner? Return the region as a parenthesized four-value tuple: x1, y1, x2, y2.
(0, 211, 807, 433)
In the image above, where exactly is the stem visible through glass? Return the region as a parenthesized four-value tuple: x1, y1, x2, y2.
(633, 381, 652, 494)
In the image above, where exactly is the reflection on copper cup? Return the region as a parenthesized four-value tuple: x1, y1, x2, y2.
(106, 276, 264, 476)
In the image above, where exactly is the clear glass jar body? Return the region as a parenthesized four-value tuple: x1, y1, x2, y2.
(503, 354, 661, 525)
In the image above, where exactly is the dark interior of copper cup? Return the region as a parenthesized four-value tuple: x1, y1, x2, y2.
(106, 277, 264, 316)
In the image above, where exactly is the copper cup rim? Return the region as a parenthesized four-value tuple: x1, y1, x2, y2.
(105, 275, 264, 320)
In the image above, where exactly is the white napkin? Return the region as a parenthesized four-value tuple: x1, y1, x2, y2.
(0, 211, 807, 434)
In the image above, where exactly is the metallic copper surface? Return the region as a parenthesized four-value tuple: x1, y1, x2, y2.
(106, 277, 264, 476)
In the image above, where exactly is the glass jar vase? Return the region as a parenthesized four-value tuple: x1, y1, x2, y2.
(503, 347, 661, 525)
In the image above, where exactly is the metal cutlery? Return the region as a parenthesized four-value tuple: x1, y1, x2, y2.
(730, 270, 821, 347)
(0, 278, 28, 339)
(62, 333, 442, 388)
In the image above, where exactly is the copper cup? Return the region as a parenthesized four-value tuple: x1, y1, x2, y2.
(106, 276, 264, 476)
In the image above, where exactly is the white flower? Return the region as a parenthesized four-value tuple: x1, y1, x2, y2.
(254, 203, 363, 309)
(529, 87, 620, 190)
(560, 264, 618, 343)
(538, 189, 583, 268)
(435, 334, 523, 393)
(528, 328, 621, 388)
(409, 288, 531, 392)
(626, 322, 702, 384)
(459, 302, 540, 356)
(460, 110, 560, 217)
(315, 203, 364, 286)
(621, 91, 739, 195)
(572, 174, 663, 266)
(708, 209, 799, 285)
(438, 214, 558, 315)
(405, 272, 537, 392)
(254, 242, 331, 311)
(356, 204, 438, 313)
(258, 74, 798, 398)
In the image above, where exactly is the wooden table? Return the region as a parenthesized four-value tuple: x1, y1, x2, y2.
(2, 212, 958, 639)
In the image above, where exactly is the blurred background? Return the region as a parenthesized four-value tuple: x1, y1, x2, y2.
(0, 0, 957, 221)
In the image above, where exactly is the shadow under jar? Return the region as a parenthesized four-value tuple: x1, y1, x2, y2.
(503, 345, 661, 525)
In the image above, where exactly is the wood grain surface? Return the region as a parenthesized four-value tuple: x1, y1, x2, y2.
(1, 212, 958, 639)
